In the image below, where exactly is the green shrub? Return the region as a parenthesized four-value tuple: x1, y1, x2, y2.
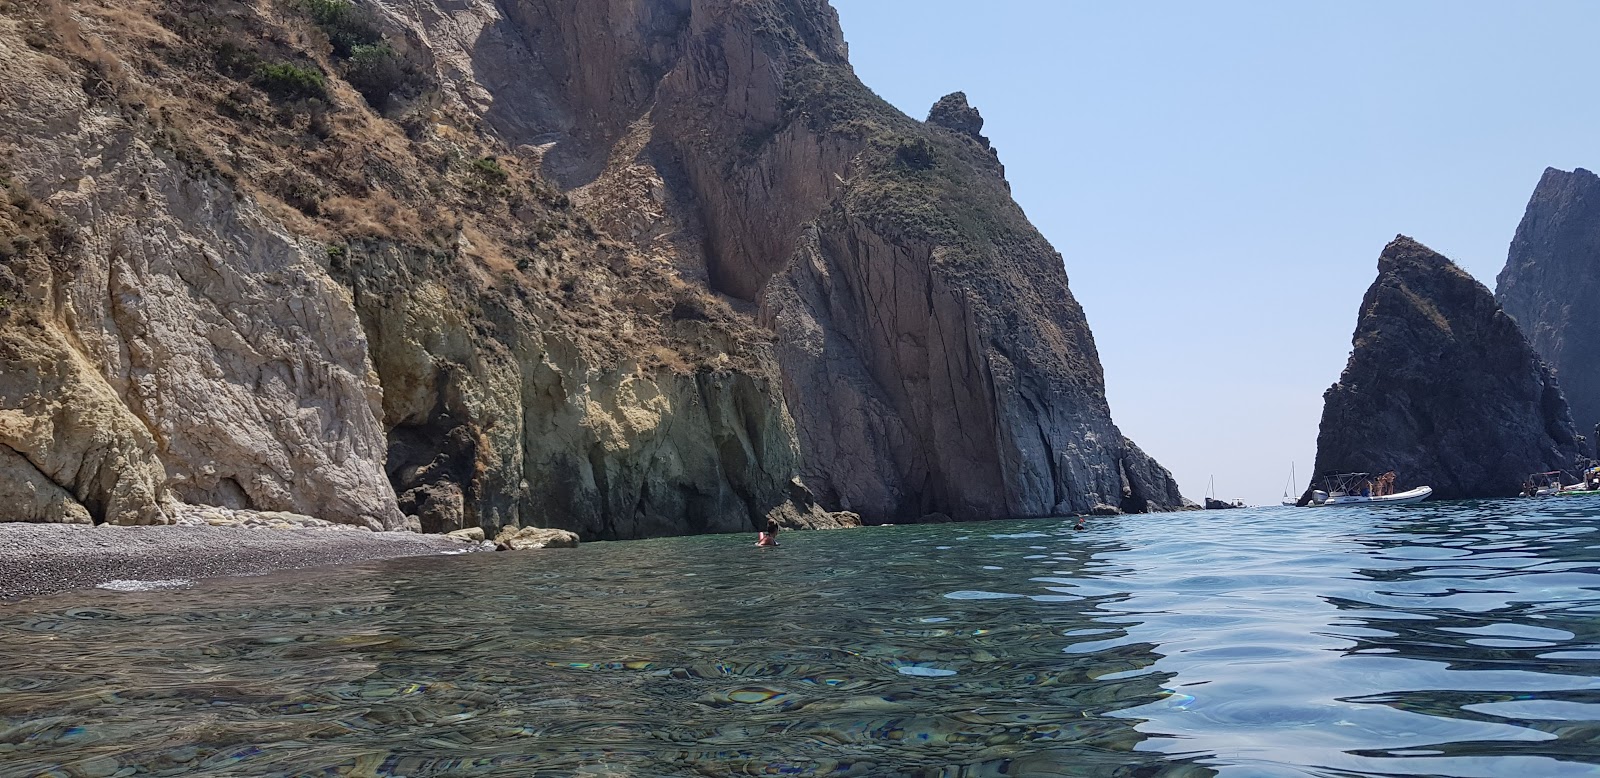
(470, 157, 509, 183)
(253, 61, 326, 100)
(894, 137, 936, 170)
(302, 0, 381, 57)
(212, 40, 259, 78)
(345, 43, 408, 109)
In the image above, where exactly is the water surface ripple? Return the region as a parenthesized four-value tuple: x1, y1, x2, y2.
(4, 499, 1600, 776)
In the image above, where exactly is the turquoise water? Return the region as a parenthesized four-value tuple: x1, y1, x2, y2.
(4, 500, 1600, 777)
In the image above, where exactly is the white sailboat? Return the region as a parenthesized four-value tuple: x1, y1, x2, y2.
(1281, 462, 1299, 506)
(1204, 476, 1245, 509)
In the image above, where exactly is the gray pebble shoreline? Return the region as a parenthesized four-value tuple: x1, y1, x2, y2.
(0, 524, 476, 600)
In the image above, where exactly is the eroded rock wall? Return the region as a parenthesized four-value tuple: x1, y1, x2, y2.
(1314, 236, 1582, 499)
(0, 22, 404, 529)
(334, 240, 840, 539)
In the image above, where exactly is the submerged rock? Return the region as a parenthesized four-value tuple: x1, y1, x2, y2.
(1313, 236, 1582, 499)
(825, 510, 864, 528)
(1496, 167, 1600, 449)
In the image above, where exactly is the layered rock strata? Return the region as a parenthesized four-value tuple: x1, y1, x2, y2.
(1313, 236, 1582, 499)
(0, 0, 1181, 533)
(1496, 167, 1600, 453)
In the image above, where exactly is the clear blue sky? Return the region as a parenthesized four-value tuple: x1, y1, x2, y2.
(832, 1, 1600, 506)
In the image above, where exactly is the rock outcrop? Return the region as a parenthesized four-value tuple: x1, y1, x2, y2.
(1313, 236, 1582, 499)
(927, 92, 996, 157)
(494, 525, 579, 551)
(0, 0, 1182, 532)
(758, 80, 1179, 519)
(1496, 167, 1600, 452)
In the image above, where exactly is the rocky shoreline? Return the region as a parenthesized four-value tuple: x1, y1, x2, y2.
(0, 524, 487, 600)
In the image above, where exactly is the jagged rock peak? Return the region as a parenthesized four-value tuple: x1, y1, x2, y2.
(928, 92, 984, 137)
(1495, 166, 1600, 454)
(1379, 233, 1467, 277)
(1312, 235, 1582, 500)
(927, 91, 996, 151)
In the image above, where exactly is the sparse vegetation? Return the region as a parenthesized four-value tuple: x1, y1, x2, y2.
(777, 63, 1021, 254)
(344, 43, 408, 110)
(301, 0, 382, 57)
(295, 0, 428, 111)
(252, 61, 327, 101)
(894, 137, 935, 170)
(782, 62, 899, 139)
(10, 0, 765, 378)
(471, 156, 509, 183)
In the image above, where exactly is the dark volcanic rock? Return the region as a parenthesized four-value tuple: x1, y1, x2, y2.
(1313, 236, 1582, 499)
(1496, 167, 1600, 445)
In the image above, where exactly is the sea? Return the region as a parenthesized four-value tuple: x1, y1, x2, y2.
(4, 498, 1600, 777)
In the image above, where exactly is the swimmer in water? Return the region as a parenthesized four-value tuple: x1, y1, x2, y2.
(1074, 516, 1086, 531)
(757, 517, 779, 546)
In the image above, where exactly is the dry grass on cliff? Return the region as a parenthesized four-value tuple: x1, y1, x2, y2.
(0, 174, 81, 320)
(8, 0, 770, 374)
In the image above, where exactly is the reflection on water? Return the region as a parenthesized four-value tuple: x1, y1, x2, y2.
(2, 499, 1600, 776)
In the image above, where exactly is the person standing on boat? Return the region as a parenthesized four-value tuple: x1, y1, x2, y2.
(1376, 471, 1396, 497)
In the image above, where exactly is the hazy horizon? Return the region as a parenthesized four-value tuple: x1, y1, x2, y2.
(833, 0, 1600, 506)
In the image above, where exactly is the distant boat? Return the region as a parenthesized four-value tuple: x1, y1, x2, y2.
(1281, 462, 1299, 506)
(1304, 472, 1431, 506)
(1521, 471, 1563, 497)
(1558, 466, 1600, 495)
(1204, 476, 1245, 510)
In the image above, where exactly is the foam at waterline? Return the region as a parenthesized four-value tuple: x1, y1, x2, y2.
(96, 579, 195, 592)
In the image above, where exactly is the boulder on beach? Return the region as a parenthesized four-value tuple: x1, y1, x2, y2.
(495, 526, 580, 551)
(445, 527, 486, 543)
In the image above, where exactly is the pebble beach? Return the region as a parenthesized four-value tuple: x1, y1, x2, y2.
(0, 524, 477, 599)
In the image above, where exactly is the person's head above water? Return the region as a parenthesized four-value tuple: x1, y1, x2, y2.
(757, 517, 780, 546)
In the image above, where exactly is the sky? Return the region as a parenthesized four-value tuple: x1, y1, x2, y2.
(831, 1, 1600, 506)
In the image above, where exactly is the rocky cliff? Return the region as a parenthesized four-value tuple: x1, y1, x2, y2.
(1496, 167, 1600, 454)
(1313, 236, 1582, 499)
(0, 0, 1181, 533)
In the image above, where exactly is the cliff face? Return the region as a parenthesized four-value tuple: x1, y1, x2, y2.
(1314, 237, 1581, 499)
(1496, 167, 1600, 452)
(0, 0, 1180, 532)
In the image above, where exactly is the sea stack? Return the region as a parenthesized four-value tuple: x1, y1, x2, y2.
(1312, 236, 1582, 499)
(1496, 167, 1600, 455)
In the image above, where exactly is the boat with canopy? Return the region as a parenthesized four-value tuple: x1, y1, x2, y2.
(1303, 472, 1432, 506)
